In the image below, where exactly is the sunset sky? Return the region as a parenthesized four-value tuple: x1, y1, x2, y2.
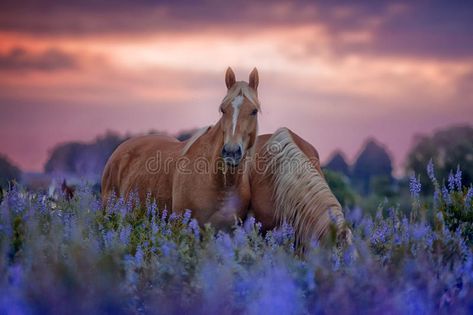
(0, 1, 472, 173)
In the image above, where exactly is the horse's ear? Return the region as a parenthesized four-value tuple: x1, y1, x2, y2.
(249, 67, 259, 90)
(225, 67, 236, 89)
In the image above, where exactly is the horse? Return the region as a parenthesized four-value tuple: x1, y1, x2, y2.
(250, 128, 352, 248)
(101, 67, 260, 230)
(101, 67, 351, 248)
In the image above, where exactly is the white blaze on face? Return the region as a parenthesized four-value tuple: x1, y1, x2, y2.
(231, 95, 244, 135)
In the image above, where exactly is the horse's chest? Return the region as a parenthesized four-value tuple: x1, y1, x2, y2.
(216, 188, 247, 212)
(172, 172, 251, 223)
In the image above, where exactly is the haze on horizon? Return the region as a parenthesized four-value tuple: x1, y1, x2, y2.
(0, 1, 472, 174)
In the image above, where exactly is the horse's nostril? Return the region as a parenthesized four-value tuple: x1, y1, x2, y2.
(222, 144, 243, 164)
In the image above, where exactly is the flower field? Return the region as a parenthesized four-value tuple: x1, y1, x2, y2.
(1, 166, 473, 314)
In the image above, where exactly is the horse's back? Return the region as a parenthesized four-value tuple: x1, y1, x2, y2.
(101, 134, 183, 207)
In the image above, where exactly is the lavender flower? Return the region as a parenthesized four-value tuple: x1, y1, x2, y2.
(169, 212, 177, 222)
(151, 219, 159, 235)
(448, 171, 455, 192)
(119, 225, 132, 245)
(426, 159, 436, 183)
(409, 175, 421, 199)
(465, 187, 473, 208)
(182, 209, 192, 225)
(433, 189, 440, 208)
(134, 245, 144, 266)
(244, 216, 256, 232)
(147, 200, 157, 218)
(454, 166, 462, 191)
(161, 209, 168, 222)
(103, 230, 115, 248)
(442, 184, 452, 206)
(188, 219, 200, 238)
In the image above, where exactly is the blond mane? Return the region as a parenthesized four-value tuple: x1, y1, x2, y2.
(221, 81, 261, 111)
(181, 126, 212, 155)
(262, 128, 351, 248)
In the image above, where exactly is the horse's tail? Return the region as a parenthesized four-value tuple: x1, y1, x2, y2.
(262, 128, 352, 249)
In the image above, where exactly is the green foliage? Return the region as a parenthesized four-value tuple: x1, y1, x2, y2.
(323, 169, 357, 207)
(406, 124, 473, 193)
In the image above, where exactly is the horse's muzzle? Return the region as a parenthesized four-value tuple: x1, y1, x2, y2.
(221, 144, 243, 166)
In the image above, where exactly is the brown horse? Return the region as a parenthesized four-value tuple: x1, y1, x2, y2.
(250, 128, 352, 248)
(102, 67, 260, 230)
(101, 67, 351, 247)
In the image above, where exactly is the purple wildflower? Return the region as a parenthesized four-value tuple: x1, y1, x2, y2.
(370, 222, 389, 244)
(103, 230, 115, 248)
(161, 209, 168, 222)
(147, 200, 157, 218)
(401, 217, 410, 242)
(348, 207, 363, 225)
(409, 175, 421, 199)
(188, 219, 200, 238)
(442, 185, 452, 206)
(160, 241, 175, 257)
(412, 224, 428, 241)
(151, 219, 159, 235)
(134, 245, 144, 266)
(182, 209, 192, 225)
(454, 166, 462, 191)
(427, 159, 436, 182)
(169, 212, 177, 222)
(448, 171, 455, 192)
(119, 225, 132, 245)
(465, 187, 473, 208)
(244, 216, 256, 232)
(118, 197, 127, 217)
(433, 189, 440, 208)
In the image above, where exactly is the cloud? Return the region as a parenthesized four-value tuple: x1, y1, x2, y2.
(0, 47, 78, 71)
(0, 0, 472, 172)
(0, 1, 472, 59)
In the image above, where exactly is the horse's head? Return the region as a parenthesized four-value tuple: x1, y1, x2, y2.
(219, 67, 260, 167)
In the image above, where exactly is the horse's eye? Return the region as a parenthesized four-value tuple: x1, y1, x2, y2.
(251, 109, 258, 116)
(220, 108, 225, 114)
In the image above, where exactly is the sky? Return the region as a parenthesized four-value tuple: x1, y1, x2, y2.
(0, 0, 472, 173)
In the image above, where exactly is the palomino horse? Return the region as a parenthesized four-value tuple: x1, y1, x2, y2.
(250, 128, 352, 248)
(102, 67, 259, 230)
(102, 67, 351, 247)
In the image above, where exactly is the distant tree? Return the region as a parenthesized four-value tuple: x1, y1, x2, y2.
(44, 131, 125, 179)
(0, 154, 21, 189)
(405, 125, 473, 192)
(325, 151, 350, 177)
(323, 169, 357, 207)
(44, 142, 84, 174)
(352, 138, 394, 195)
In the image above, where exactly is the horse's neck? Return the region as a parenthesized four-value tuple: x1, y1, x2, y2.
(199, 122, 248, 189)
